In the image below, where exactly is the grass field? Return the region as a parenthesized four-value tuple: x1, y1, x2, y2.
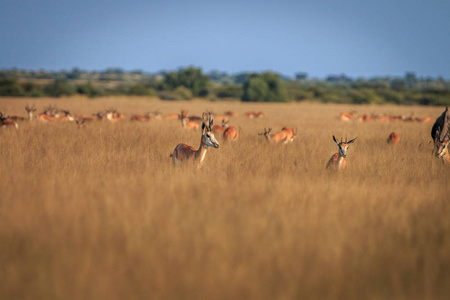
(1, 97, 450, 300)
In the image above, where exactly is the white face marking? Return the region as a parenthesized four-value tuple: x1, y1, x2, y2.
(204, 132, 219, 148)
(338, 144, 349, 157)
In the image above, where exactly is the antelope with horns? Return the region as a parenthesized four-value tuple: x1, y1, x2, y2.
(170, 113, 220, 167)
(258, 127, 294, 144)
(179, 110, 200, 131)
(0, 111, 19, 129)
(326, 136, 357, 171)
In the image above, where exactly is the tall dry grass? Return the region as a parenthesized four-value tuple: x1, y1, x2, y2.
(1, 97, 450, 300)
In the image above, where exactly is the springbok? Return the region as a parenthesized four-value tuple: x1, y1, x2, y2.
(105, 109, 124, 123)
(57, 110, 75, 122)
(9, 104, 37, 122)
(259, 127, 293, 144)
(339, 111, 355, 121)
(223, 125, 239, 142)
(130, 113, 153, 121)
(212, 119, 229, 135)
(387, 132, 400, 144)
(26, 104, 36, 121)
(170, 113, 220, 167)
(245, 111, 264, 119)
(0, 111, 19, 129)
(326, 136, 357, 171)
(179, 113, 200, 130)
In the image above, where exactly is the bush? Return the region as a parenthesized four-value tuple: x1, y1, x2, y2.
(44, 80, 76, 97)
(173, 86, 193, 100)
(242, 72, 287, 102)
(127, 83, 157, 96)
(0, 78, 25, 96)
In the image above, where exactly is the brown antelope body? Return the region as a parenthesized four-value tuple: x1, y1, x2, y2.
(0, 112, 19, 129)
(212, 120, 228, 135)
(387, 132, 400, 144)
(245, 111, 264, 119)
(179, 113, 200, 130)
(130, 113, 153, 122)
(259, 127, 293, 144)
(223, 126, 239, 142)
(339, 111, 355, 121)
(326, 136, 357, 171)
(170, 113, 219, 167)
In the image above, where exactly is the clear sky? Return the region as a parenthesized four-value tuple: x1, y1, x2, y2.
(1, 0, 449, 79)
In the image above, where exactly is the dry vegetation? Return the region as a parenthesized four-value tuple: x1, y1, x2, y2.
(1, 97, 450, 300)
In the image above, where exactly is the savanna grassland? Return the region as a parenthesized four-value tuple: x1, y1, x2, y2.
(1, 97, 450, 300)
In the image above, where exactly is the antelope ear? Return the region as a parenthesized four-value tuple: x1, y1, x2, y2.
(202, 122, 206, 133)
(333, 135, 338, 143)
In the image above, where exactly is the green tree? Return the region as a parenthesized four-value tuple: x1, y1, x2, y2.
(164, 66, 210, 97)
(44, 80, 76, 97)
(242, 72, 287, 102)
(0, 78, 25, 96)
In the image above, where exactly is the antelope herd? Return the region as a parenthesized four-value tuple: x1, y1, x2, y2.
(1, 104, 449, 168)
(339, 110, 435, 123)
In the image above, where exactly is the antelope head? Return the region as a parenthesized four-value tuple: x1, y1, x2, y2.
(62, 110, 75, 121)
(202, 113, 219, 149)
(25, 103, 36, 113)
(258, 128, 272, 141)
(435, 129, 449, 158)
(333, 135, 357, 158)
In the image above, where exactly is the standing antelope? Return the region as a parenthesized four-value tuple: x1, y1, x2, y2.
(212, 119, 229, 135)
(326, 136, 357, 171)
(223, 125, 239, 142)
(179, 113, 200, 130)
(259, 127, 293, 144)
(26, 104, 36, 121)
(170, 113, 220, 167)
(387, 132, 400, 144)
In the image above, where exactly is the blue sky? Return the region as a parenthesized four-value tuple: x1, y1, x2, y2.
(1, 0, 449, 79)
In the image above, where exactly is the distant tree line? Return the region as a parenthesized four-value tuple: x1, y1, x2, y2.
(1, 67, 449, 106)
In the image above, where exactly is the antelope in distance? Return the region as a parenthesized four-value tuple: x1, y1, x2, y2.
(0, 111, 19, 129)
(37, 105, 59, 122)
(179, 111, 200, 131)
(326, 136, 357, 171)
(259, 127, 294, 144)
(387, 132, 400, 145)
(105, 109, 125, 123)
(57, 110, 76, 122)
(339, 111, 356, 121)
(212, 119, 229, 135)
(130, 112, 153, 122)
(78, 112, 103, 123)
(25, 104, 36, 121)
(244, 111, 264, 119)
(9, 104, 36, 122)
(223, 125, 239, 142)
(170, 113, 220, 167)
